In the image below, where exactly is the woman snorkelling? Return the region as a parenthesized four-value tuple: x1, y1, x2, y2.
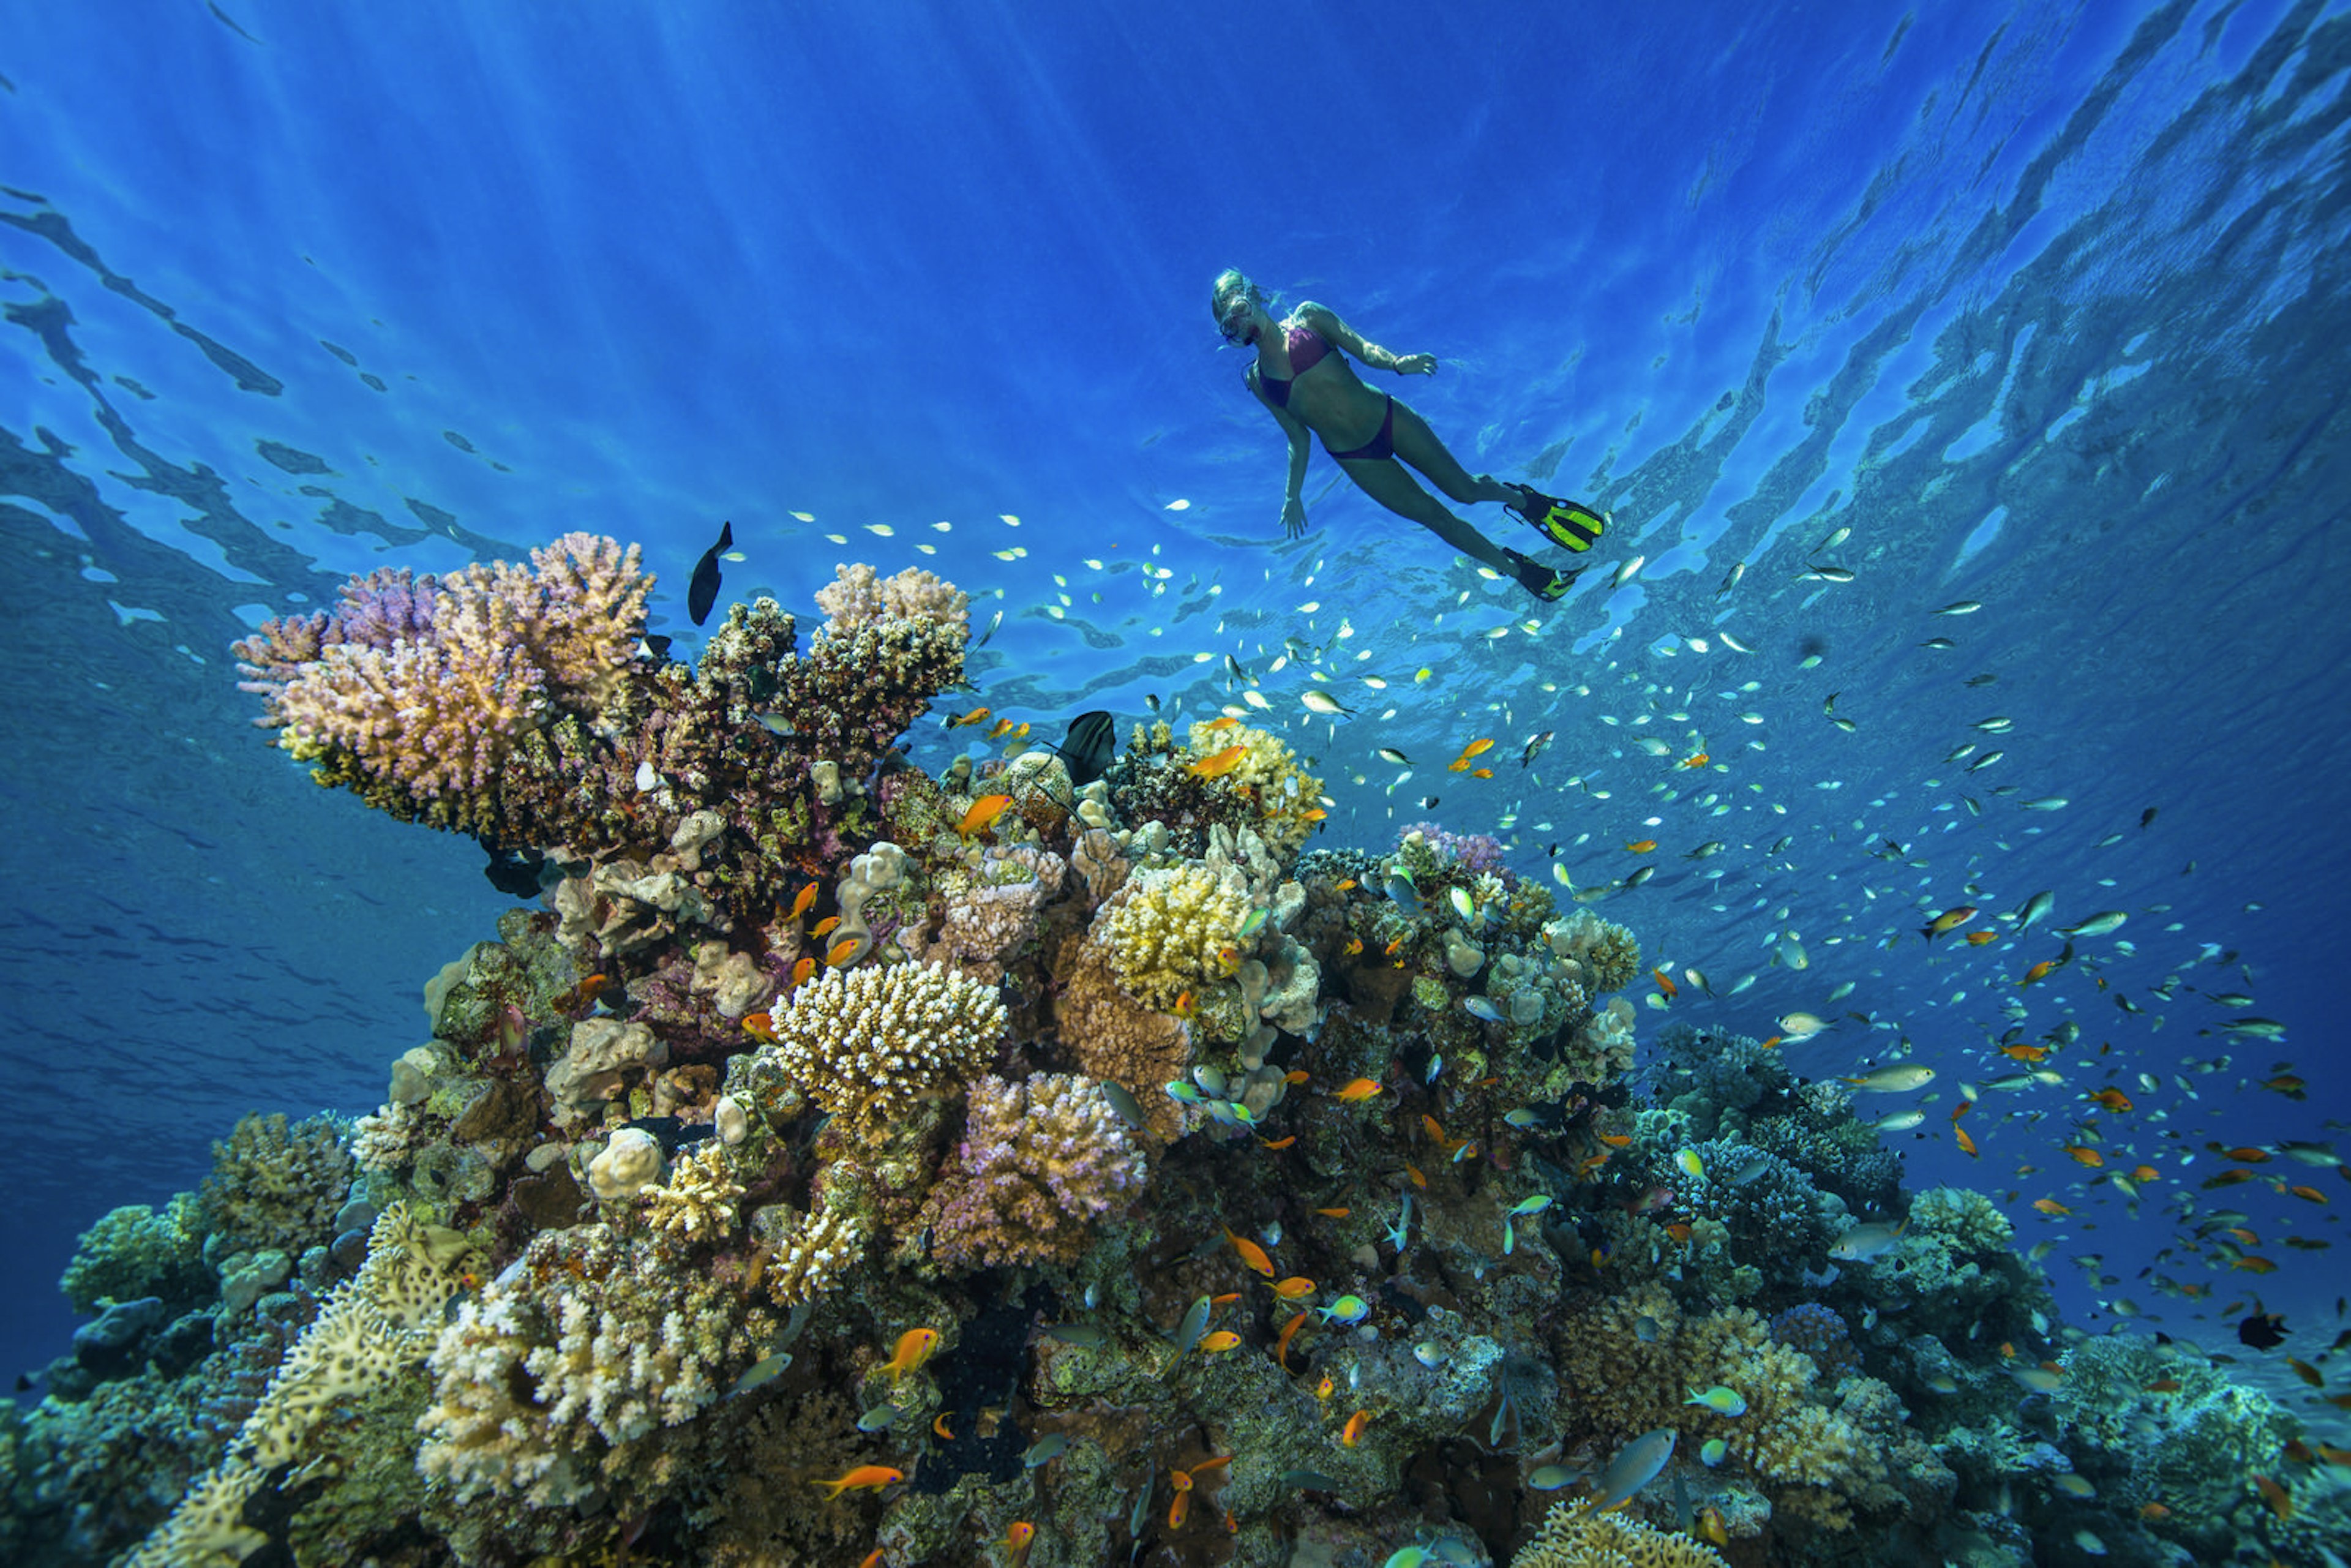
(1210, 268, 1605, 601)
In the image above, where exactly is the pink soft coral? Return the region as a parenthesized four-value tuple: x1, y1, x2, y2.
(926, 1073, 1147, 1268)
(234, 534, 651, 798)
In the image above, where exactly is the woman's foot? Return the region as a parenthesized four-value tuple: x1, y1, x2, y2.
(1505, 547, 1581, 602)
(1507, 485, 1608, 552)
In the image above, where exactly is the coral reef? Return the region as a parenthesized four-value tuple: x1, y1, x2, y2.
(9, 539, 2308, 1568)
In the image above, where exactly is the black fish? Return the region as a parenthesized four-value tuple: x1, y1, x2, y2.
(2238, 1311, 2287, 1350)
(482, 840, 546, 899)
(1052, 710, 1116, 786)
(688, 520, 732, 626)
(637, 632, 674, 662)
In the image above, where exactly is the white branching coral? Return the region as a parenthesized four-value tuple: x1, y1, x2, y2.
(642, 1144, 744, 1242)
(121, 1204, 474, 1568)
(416, 1222, 776, 1507)
(758, 961, 1006, 1138)
(812, 561, 970, 632)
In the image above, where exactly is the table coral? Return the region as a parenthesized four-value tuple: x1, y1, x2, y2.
(121, 1204, 475, 1567)
(756, 961, 1006, 1140)
(924, 1073, 1148, 1267)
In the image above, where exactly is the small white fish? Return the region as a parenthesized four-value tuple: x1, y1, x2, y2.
(1611, 555, 1646, 590)
(1301, 690, 1353, 718)
(1164, 498, 1191, 511)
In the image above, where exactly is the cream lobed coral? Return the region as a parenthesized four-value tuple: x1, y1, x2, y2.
(1543, 909, 1642, 995)
(758, 961, 1007, 1138)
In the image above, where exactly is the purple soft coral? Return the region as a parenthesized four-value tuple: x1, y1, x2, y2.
(1400, 821, 1510, 877)
(927, 1073, 1147, 1268)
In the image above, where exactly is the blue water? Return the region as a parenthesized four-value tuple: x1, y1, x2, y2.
(3, 0, 2345, 1487)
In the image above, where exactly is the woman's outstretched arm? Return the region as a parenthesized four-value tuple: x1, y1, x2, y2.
(1248, 366, 1316, 536)
(1298, 302, 1436, 375)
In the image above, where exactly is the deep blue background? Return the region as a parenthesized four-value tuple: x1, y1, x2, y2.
(2, 0, 2345, 1423)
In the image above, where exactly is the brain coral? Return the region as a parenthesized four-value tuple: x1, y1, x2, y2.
(759, 961, 1006, 1138)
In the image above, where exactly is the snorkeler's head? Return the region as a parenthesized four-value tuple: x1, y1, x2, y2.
(1211, 269, 1264, 342)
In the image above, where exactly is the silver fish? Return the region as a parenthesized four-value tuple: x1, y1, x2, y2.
(1594, 1428, 1676, 1510)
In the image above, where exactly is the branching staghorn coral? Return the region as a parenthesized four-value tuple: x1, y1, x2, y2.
(236, 533, 650, 801)
(754, 961, 1006, 1141)
(416, 1221, 775, 1509)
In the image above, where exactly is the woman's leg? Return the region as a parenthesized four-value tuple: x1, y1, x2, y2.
(1333, 455, 1517, 574)
(1388, 402, 1520, 506)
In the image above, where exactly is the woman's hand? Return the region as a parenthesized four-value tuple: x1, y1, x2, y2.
(1393, 352, 1437, 375)
(1281, 497, 1309, 538)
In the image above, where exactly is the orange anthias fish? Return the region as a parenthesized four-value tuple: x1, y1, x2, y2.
(1624, 839, 1658, 853)
(1223, 1226, 1276, 1277)
(2063, 1145, 2105, 1168)
(999, 1521, 1035, 1563)
(1652, 967, 1679, 999)
(945, 706, 990, 728)
(1965, 929, 2000, 946)
(1333, 1077, 1383, 1103)
(984, 717, 1018, 740)
(815, 1465, 905, 1499)
(881, 1327, 941, 1381)
(1341, 1409, 1373, 1446)
(789, 955, 817, 988)
(741, 1011, 774, 1043)
(1190, 744, 1251, 779)
(811, 914, 843, 938)
(2019, 959, 2058, 986)
(1197, 1330, 1243, 1353)
(1202, 715, 1242, 731)
(2031, 1198, 2071, 1215)
(2001, 1043, 2050, 1063)
(1679, 751, 1710, 769)
(1447, 738, 1495, 771)
(1271, 1276, 1316, 1300)
(826, 937, 863, 968)
(1955, 1124, 1979, 1157)
(957, 793, 1014, 836)
(788, 882, 819, 919)
(2087, 1088, 2133, 1112)
(1275, 1310, 1309, 1368)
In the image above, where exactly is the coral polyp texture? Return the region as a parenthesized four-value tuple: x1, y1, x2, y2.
(10, 538, 2321, 1568)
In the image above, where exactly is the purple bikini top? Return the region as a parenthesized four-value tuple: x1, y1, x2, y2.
(1255, 324, 1331, 407)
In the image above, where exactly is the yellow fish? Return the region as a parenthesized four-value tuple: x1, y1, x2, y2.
(1190, 743, 1250, 779)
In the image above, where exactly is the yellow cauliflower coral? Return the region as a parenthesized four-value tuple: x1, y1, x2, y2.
(1099, 865, 1252, 1013)
(1551, 1284, 1912, 1534)
(1182, 720, 1324, 862)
